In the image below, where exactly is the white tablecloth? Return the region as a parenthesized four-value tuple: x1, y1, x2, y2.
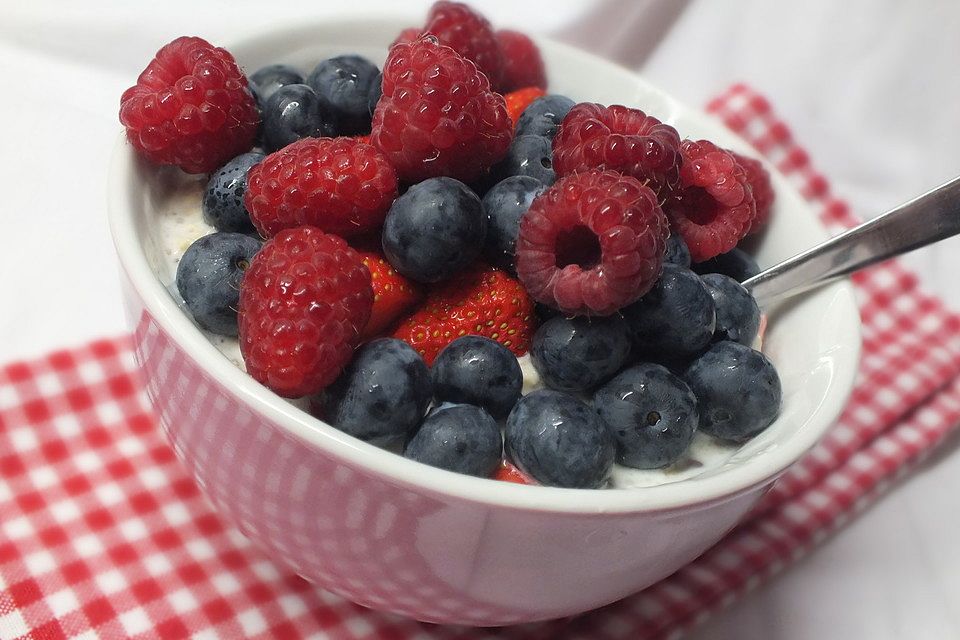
(3, 1, 960, 637)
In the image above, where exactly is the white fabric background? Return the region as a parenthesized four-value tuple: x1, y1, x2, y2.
(2, 1, 960, 637)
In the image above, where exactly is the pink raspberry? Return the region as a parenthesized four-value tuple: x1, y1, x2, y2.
(515, 170, 669, 316)
(666, 140, 756, 262)
(552, 103, 682, 200)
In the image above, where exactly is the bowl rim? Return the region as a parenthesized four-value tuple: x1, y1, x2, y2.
(108, 19, 862, 515)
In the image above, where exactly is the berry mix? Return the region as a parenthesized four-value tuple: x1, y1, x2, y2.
(120, 1, 782, 489)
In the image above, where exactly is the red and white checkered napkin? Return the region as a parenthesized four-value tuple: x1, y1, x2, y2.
(3, 85, 960, 640)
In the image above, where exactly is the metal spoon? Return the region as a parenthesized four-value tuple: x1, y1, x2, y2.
(744, 176, 960, 308)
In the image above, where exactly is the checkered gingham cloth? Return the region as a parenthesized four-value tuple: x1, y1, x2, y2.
(4, 85, 960, 640)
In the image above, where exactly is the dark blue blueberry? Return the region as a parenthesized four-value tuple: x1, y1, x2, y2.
(531, 315, 631, 392)
(249, 64, 304, 103)
(594, 363, 698, 469)
(623, 265, 716, 358)
(683, 341, 781, 442)
(515, 95, 575, 139)
(692, 247, 760, 282)
(368, 71, 382, 116)
(175, 232, 262, 337)
(432, 336, 522, 418)
(201, 152, 264, 233)
(307, 55, 380, 135)
(505, 390, 615, 488)
(701, 273, 761, 346)
(481, 176, 545, 272)
(322, 338, 432, 447)
(404, 403, 502, 477)
(382, 177, 486, 283)
(492, 135, 556, 185)
(261, 84, 338, 152)
(663, 234, 691, 268)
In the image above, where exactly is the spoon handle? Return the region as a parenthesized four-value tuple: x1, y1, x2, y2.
(743, 176, 960, 307)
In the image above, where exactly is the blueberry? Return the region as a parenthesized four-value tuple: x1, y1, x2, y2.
(404, 404, 502, 477)
(481, 176, 545, 272)
(683, 341, 781, 442)
(322, 338, 432, 447)
(663, 234, 691, 268)
(249, 64, 304, 103)
(531, 315, 631, 392)
(505, 390, 615, 488)
(701, 273, 761, 346)
(515, 95, 575, 139)
(368, 71, 382, 116)
(492, 135, 556, 185)
(623, 265, 716, 358)
(175, 232, 262, 336)
(307, 55, 380, 135)
(382, 177, 486, 283)
(692, 247, 760, 282)
(594, 363, 698, 469)
(201, 152, 264, 234)
(261, 84, 337, 152)
(432, 336, 522, 418)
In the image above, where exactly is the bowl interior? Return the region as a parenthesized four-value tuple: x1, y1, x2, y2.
(110, 17, 861, 513)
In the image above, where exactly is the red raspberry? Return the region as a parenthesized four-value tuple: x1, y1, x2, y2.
(496, 30, 547, 91)
(119, 36, 259, 174)
(515, 170, 669, 316)
(552, 103, 682, 200)
(423, 1, 505, 89)
(244, 137, 398, 239)
(666, 140, 756, 263)
(730, 151, 775, 234)
(371, 36, 512, 183)
(391, 27, 422, 48)
(238, 227, 373, 398)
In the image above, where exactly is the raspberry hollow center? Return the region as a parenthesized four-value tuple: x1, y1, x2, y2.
(555, 225, 602, 269)
(683, 187, 720, 225)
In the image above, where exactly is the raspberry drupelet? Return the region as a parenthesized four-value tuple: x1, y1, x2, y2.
(730, 151, 775, 234)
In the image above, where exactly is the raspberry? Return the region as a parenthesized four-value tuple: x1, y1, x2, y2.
(515, 170, 669, 316)
(496, 30, 547, 91)
(552, 103, 681, 200)
(666, 140, 756, 263)
(370, 36, 512, 183)
(730, 151, 775, 234)
(391, 27, 423, 48)
(244, 137, 398, 239)
(238, 227, 372, 398)
(423, 1, 505, 89)
(119, 36, 259, 174)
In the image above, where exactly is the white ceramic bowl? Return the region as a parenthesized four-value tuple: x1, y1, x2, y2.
(108, 18, 861, 626)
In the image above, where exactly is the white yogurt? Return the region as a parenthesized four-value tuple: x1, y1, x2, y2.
(155, 182, 741, 489)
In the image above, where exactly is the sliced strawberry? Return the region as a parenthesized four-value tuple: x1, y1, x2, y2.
(494, 460, 534, 484)
(392, 264, 535, 364)
(504, 87, 547, 128)
(359, 252, 424, 339)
